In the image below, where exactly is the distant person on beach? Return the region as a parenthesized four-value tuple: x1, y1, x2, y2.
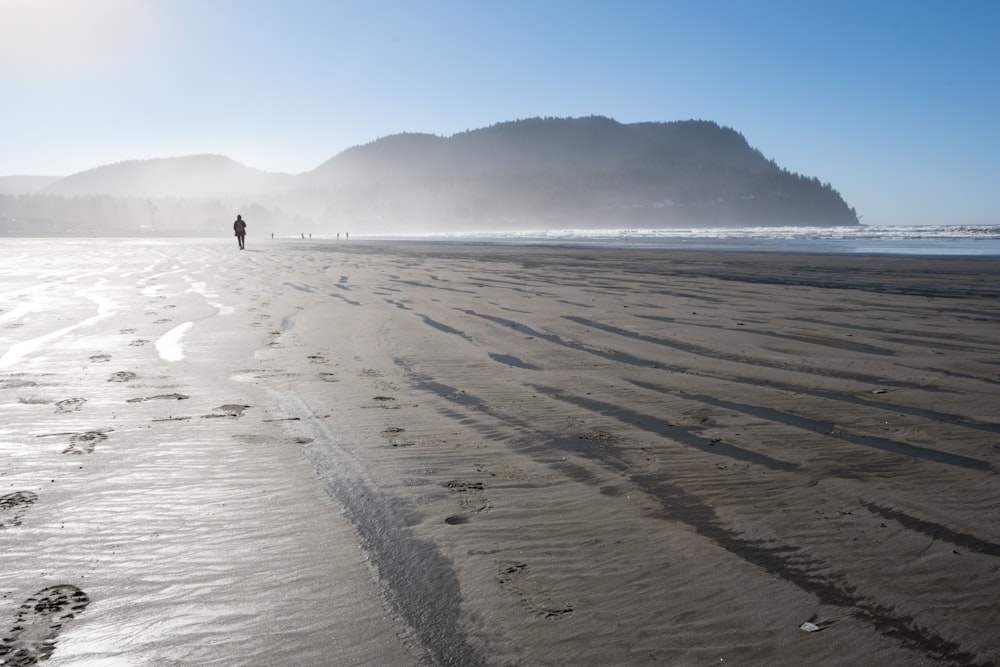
(233, 214, 247, 249)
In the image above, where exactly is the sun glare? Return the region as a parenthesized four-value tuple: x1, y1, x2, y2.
(0, 0, 166, 78)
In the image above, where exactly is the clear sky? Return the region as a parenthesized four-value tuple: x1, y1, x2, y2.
(1, 0, 997, 226)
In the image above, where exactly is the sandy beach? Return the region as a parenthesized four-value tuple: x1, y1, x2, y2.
(0, 237, 997, 666)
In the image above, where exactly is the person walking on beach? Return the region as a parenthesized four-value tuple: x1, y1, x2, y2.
(233, 214, 247, 250)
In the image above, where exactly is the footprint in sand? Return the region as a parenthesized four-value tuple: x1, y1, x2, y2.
(0, 378, 37, 390)
(444, 480, 491, 518)
(202, 404, 251, 418)
(129, 339, 150, 347)
(108, 371, 137, 383)
(126, 393, 189, 403)
(54, 398, 86, 414)
(381, 426, 413, 446)
(17, 397, 49, 406)
(0, 584, 90, 666)
(62, 431, 108, 455)
(366, 396, 401, 410)
(496, 561, 574, 620)
(88, 354, 111, 363)
(0, 491, 38, 528)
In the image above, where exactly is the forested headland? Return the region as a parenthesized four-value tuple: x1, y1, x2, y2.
(0, 117, 858, 236)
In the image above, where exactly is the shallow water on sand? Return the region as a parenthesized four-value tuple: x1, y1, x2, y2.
(0, 239, 413, 665)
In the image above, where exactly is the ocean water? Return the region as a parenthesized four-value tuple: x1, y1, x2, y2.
(353, 224, 1000, 256)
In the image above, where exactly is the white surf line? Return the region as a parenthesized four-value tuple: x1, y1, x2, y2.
(155, 322, 194, 362)
(0, 282, 119, 370)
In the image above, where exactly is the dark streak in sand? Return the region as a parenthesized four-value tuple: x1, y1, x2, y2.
(700, 376, 1000, 435)
(863, 503, 1000, 557)
(466, 310, 659, 369)
(488, 353, 540, 370)
(632, 475, 987, 665)
(274, 393, 485, 666)
(282, 282, 315, 294)
(638, 314, 897, 356)
(563, 315, 936, 390)
(533, 386, 798, 472)
(395, 362, 607, 485)
(419, 315, 469, 339)
(397, 358, 988, 664)
(329, 293, 363, 306)
(628, 380, 991, 471)
(471, 309, 934, 397)
(390, 278, 478, 295)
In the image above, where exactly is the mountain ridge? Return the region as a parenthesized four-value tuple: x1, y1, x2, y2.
(304, 117, 858, 229)
(1, 116, 858, 234)
(41, 154, 298, 198)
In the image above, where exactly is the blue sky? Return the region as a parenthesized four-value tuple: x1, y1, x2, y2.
(1, 0, 997, 226)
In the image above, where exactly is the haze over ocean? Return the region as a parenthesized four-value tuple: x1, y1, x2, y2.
(1, 0, 998, 227)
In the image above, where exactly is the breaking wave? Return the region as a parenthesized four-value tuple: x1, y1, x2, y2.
(351, 224, 1000, 255)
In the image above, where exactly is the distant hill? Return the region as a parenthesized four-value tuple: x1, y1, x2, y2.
(42, 154, 296, 198)
(307, 117, 859, 228)
(1, 116, 858, 235)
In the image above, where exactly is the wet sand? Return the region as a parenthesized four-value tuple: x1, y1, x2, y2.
(0, 238, 998, 665)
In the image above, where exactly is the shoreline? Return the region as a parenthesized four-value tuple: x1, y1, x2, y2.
(1, 238, 997, 665)
(4, 229, 1000, 258)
